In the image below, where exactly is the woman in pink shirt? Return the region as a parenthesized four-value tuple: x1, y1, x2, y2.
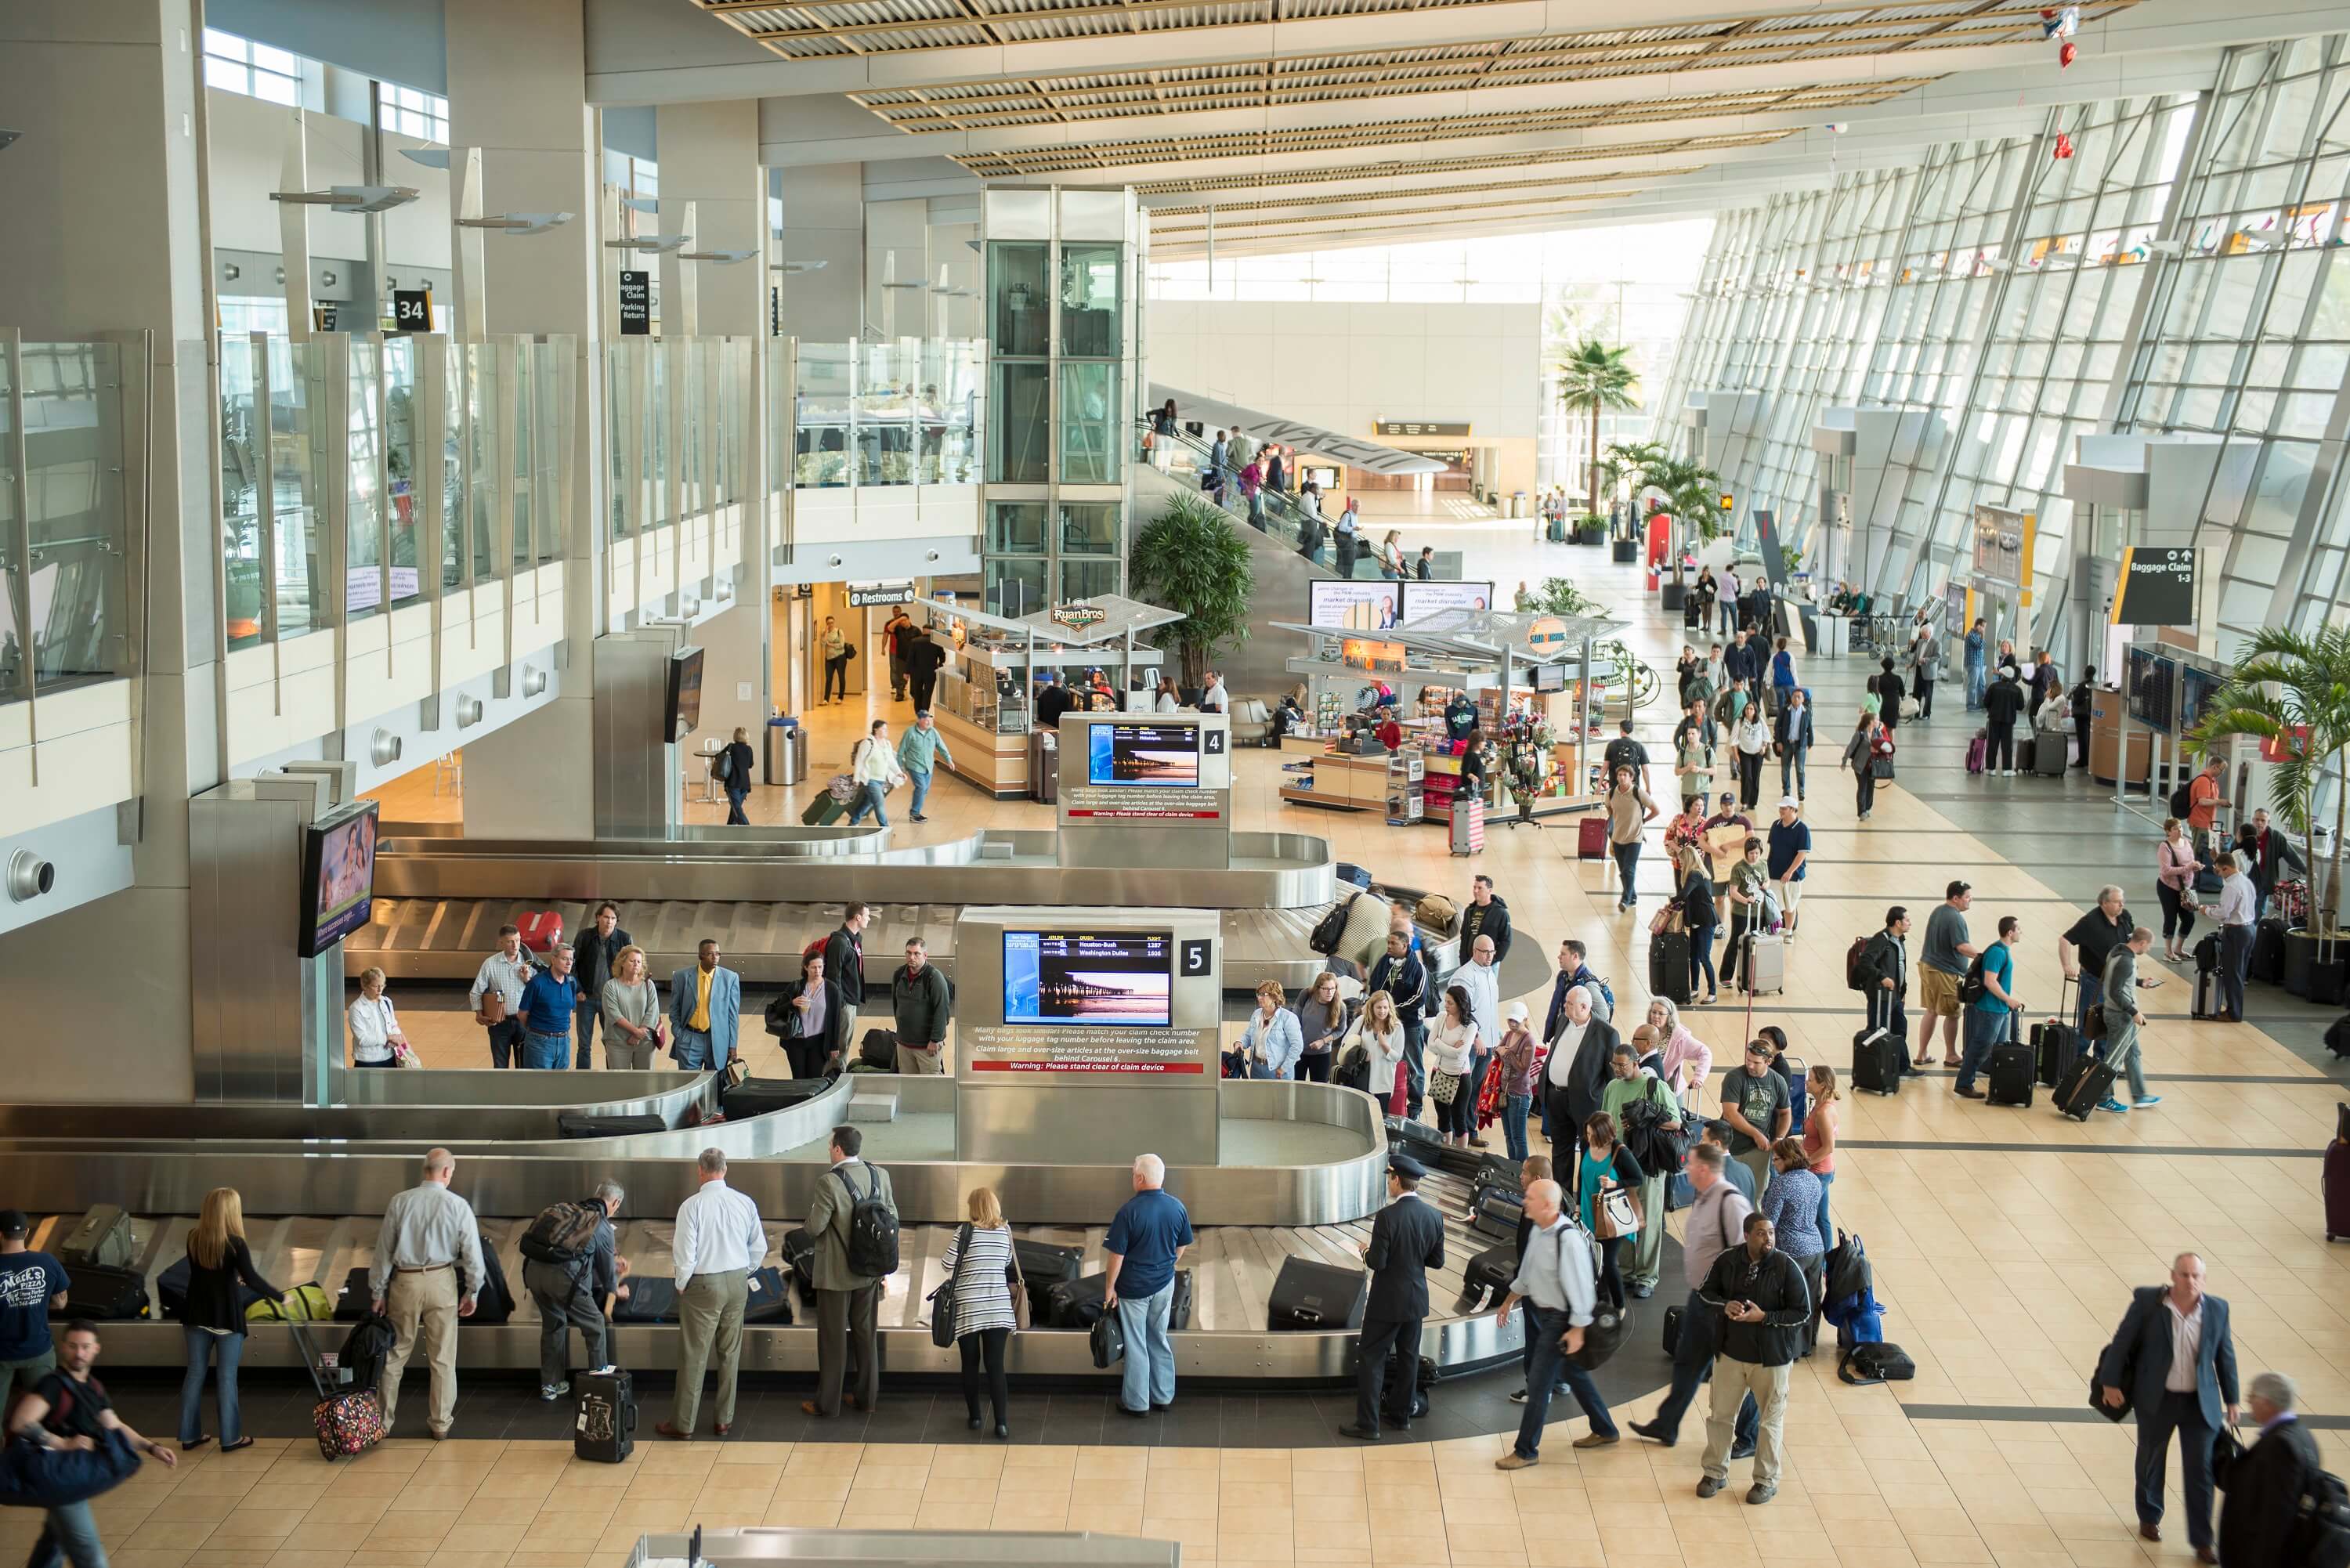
(1644, 997, 1712, 1110)
(2155, 815, 2202, 963)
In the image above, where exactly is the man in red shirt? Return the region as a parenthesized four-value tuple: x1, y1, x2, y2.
(2186, 757, 2229, 865)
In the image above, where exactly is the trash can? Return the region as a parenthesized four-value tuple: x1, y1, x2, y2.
(1509, 491, 1528, 518)
(765, 716, 807, 786)
(1029, 730, 1058, 804)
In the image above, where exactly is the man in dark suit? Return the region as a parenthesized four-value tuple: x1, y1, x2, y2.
(1542, 985, 1618, 1172)
(1340, 1155, 1445, 1442)
(2096, 1252, 2239, 1562)
(2218, 1370, 2322, 1568)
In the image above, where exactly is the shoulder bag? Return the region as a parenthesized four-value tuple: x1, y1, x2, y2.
(927, 1222, 974, 1348)
(1006, 1240, 1030, 1331)
(1593, 1166, 1640, 1240)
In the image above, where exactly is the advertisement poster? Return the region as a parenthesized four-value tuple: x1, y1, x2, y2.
(1309, 580, 1404, 629)
(1401, 580, 1495, 617)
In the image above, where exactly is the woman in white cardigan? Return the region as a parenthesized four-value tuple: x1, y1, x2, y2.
(844, 719, 906, 827)
(348, 966, 409, 1067)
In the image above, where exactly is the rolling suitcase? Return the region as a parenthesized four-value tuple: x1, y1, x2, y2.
(1987, 1041, 2036, 1107)
(2193, 966, 2223, 1020)
(1471, 1154, 1526, 1192)
(743, 1265, 793, 1324)
(1852, 992, 1902, 1097)
(1470, 1187, 1524, 1241)
(1649, 929, 1692, 1006)
(2326, 1104, 2350, 1242)
(1965, 733, 1987, 775)
(516, 911, 563, 956)
(721, 1075, 828, 1118)
(801, 792, 846, 826)
(1266, 1257, 1368, 1331)
(2252, 917, 2289, 986)
(1465, 1244, 1515, 1307)
(1045, 1272, 1110, 1330)
(1739, 932, 1786, 995)
(2031, 1015, 2079, 1088)
(1012, 1239, 1084, 1326)
(290, 1319, 380, 1462)
(2014, 735, 2037, 774)
(2054, 1052, 2117, 1121)
(57, 1264, 148, 1321)
(556, 1112, 666, 1139)
(1386, 1115, 1444, 1153)
(574, 1368, 637, 1464)
(2032, 732, 2068, 776)
(58, 1206, 134, 1269)
(1578, 816, 1607, 861)
(610, 1277, 678, 1324)
(1448, 797, 1484, 857)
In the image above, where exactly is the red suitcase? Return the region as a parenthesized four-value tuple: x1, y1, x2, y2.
(517, 910, 564, 955)
(1578, 815, 1607, 860)
(2328, 1104, 2350, 1243)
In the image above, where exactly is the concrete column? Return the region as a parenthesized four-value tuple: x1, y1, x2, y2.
(446, 0, 606, 839)
(656, 100, 765, 338)
(772, 163, 866, 341)
(0, 0, 222, 1099)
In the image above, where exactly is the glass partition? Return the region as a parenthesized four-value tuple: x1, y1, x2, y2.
(18, 341, 130, 690)
(273, 337, 323, 641)
(858, 340, 918, 485)
(383, 336, 421, 609)
(1058, 361, 1119, 484)
(510, 342, 536, 572)
(219, 334, 268, 647)
(344, 338, 384, 619)
(788, 339, 986, 490)
(796, 341, 853, 486)
(532, 338, 565, 565)
(607, 340, 633, 540)
(465, 341, 501, 583)
(443, 344, 468, 583)
(0, 346, 18, 697)
(993, 362, 1050, 483)
(1060, 244, 1122, 356)
(923, 338, 981, 483)
(989, 244, 1050, 356)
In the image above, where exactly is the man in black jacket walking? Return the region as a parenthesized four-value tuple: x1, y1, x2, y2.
(1695, 1213, 1810, 1505)
(1340, 1155, 1445, 1442)
(2217, 1370, 2321, 1568)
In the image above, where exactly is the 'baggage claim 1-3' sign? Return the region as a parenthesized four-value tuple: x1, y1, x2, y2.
(2111, 547, 2198, 627)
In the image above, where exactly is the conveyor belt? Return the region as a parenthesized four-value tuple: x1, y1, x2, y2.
(345, 895, 1391, 990)
(19, 1168, 1517, 1384)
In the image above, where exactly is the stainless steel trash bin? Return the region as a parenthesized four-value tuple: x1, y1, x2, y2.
(765, 718, 807, 786)
(1029, 730, 1058, 803)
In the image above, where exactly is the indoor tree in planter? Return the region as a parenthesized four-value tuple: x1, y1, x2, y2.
(1555, 338, 1639, 528)
(1129, 491, 1257, 696)
(2186, 623, 2350, 936)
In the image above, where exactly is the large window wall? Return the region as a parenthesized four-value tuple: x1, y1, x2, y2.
(1, 338, 132, 703)
(1657, 36, 2350, 665)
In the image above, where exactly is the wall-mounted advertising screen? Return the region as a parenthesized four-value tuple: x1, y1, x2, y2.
(2127, 648, 2177, 732)
(2178, 664, 2221, 736)
(1308, 581, 1403, 630)
(1086, 722, 1199, 787)
(297, 800, 381, 959)
(1002, 930, 1173, 1028)
(1532, 663, 1567, 693)
(1401, 580, 1495, 618)
(664, 646, 704, 741)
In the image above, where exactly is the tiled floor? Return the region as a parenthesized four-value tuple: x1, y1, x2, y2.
(218, 526, 2350, 1567)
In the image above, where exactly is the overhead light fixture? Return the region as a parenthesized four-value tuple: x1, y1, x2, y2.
(606, 233, 692, 254)
(454, 694, 484, 728)
(621, 195, 660, 214)
(273, 185, 420, 215)
(399, 146, 450, 169)
(460, 212, 575, 236)
(6, 850, 55, 904)
(369, 729, 404, 768)
(521, 666, 548, 698)
(2144, 237, 2186, 255)
(770, 259, 830, 273)
(0, 129, 20, 152)
(680, 247, 759, 264)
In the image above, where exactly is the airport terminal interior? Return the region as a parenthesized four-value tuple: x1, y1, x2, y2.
(5, 0, 2350, 1564)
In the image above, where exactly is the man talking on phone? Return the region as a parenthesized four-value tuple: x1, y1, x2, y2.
(1693, 1213, 1810, 1505)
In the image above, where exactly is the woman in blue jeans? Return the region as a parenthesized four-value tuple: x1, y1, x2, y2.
(1676, 847, 1721, 1006)
(174, 1187, 283, 1451)
(844, 721, 902, 827)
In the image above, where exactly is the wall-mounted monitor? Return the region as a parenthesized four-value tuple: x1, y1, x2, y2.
(1401, 580, 1495, 618)
(2126, 648, 2176, 732)
(297, 800, 381, 959)
(1086, 721, 1199, 787)
(1308, 581, 1403, 630)
(1531, 663, 1567, 693)
(1001, 930, 1173, 1027)
(664, 645, 705, 742)
(2178, 664, 2221, 736)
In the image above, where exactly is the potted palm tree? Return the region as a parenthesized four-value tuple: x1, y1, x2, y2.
(2186, 625, 2350, 997)
(1556, 338, 1638, 540)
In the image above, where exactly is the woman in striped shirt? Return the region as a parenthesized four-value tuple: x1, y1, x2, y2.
(939, 1187, 1019, 1438)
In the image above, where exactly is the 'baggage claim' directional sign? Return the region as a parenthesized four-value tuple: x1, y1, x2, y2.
(2110, 547, 2198, 627)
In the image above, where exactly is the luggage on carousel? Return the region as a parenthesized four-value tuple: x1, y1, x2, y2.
(1012, 1239, 1084, 1326)
(1465, 1244, 1516, 1308)
(1266, 1258, 1368, 1332)
(58, 1206, 134, 1270)
(57, 1265, 147, 1321)
(556, 1112, 665, 1139)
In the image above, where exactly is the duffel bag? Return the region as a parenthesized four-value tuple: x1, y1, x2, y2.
(0, 1429, 142, 1509)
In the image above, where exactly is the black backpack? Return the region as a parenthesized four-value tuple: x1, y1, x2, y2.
(2169, 779, 2193, 817)
(714, 749, 735, 783)
(833, 1164, 900, 1278)
(1309, 894, 1358, 957)
(519, 1200, 605, 1266)
(1958, 953, 1987, 1006)
(2292, 1469, 2350, 1568)
(338, 1313, 398, 1390)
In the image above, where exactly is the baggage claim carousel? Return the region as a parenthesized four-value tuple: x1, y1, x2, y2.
(0, 826, 1566, 1390)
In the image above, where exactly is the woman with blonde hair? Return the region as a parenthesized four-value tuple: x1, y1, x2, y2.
(937, 1186, 1018, 1438)
(1237, 980, 1303, 1080)
(1354, 989, 1408, 1115)
(347, 966, 408, 1067)
(600, 945, 663, 1070)
(1802, 1064, 1840, 1245)
(175, 1187, 284, 1451)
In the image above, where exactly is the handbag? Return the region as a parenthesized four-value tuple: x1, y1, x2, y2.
(475, 989, 507, 1027)
(1429, 1068, 1461, 1106)
(927, 1223, 974, 1348)
(1090, 1310, 1126, 1368)
(1595, 1173, 1639, 1240)
(1650, 901, 1687, 937)
(2082, 1005, 2107, 1042)
(1869, 753, 1896, 780)
(1007, 1244, 1030, 1331)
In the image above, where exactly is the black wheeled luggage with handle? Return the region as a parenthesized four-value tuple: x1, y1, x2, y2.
(1852, 991, 1903, 1096)
(1465, 1244, 1515, 1307)
(56, 1264, 148, 1321)
(556, 1112, 666, 1139)
(1266, 1258, 1368, 1331)
(1987, 1041, 2035, 1107)
(1012, 1239, 1084, 1324)
(574, 1367, 637, 1464)
(1649, 929, 1693, 1006)
(2031, 731, 2068, 776)
(2054, 1052, 2117, 1122)
(1469, 1186, 1524, 1240)
(2252, 916, 2289, 985)
(721, 1075, 830, 1119)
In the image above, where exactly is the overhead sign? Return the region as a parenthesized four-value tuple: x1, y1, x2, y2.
(847, 579, 916, 608)
(1719, 493, 1734, 511)
(1374, 420, 1472, 438)
(1050, 603, 1107, 632)
(618, 270, 650, 336)
(1524, 616, 1571, 657)
(1972, 504, 2027, 591)
(391, 288, 433, 333)
(311, 302, 340, 332)
(2111, 547, 2198, 627)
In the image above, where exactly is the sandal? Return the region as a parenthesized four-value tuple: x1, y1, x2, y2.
(181, 1435, 212, 1451)
(220, 1437, 255, 1454)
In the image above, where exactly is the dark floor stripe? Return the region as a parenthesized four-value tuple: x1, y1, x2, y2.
(1693, 1064, 2333, 1084)
(1902, 1404, 2350, 1429)
(1843, 1139, 2322, 1158)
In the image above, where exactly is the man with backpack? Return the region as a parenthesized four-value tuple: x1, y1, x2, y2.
(658, 1151, 768, 1440)
(802, 1126, 898, 1419)
(1952, 916, 2023, 1101)
(521, 1181, 627, 1404)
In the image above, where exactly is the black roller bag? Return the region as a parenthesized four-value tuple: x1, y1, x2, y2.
(1047, 1270, 1192, 1331)
(1471, 1154, 1526, 1192)
(2252, 916, 2289, 986)
(557, 1112, 666, 1139)
(1266, 1257, 1368, 1331)
(1987, 1041, 2035, 1107)
(721, 1075, 830, 1119)
(1013, 1239, 1083, 1324)
(1465, 1243, 1516, 1308)
(574, 1367, 636, 1464)
(1649, 930, 1693, 1006)
(2031, 1015, 2079, 1088)
(56, 1264, 147, 1321)
(2054, 1051, 2117, 1122)
(611, 1276, 678, 1324)
(1853, 991, 1903, 1097)
(1470, 1185, 1524, 1241)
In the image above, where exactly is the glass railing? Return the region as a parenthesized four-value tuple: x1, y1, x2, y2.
(791, 337, 984, 489)
(221, 331, 577, 652)
(2, 338, 132, 700)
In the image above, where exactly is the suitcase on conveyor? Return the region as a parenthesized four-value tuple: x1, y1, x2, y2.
(610, 1276, 678, 1324)
(1266, 1257, 1368, 1332)
(557, 1112, 666, 1139)
(1012, 1239, 1084, 1325)
(1465, 1243, 1516, 1308)
(59, 1205, 134, 1269)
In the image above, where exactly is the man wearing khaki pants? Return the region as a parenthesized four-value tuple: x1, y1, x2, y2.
(371, 1148, 486, 1439)
(656, 1149, 768, 1440)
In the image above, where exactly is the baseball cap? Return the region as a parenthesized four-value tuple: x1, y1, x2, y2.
(0, 1209, 27, 1239)
(1779, 794, 1801, 810)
